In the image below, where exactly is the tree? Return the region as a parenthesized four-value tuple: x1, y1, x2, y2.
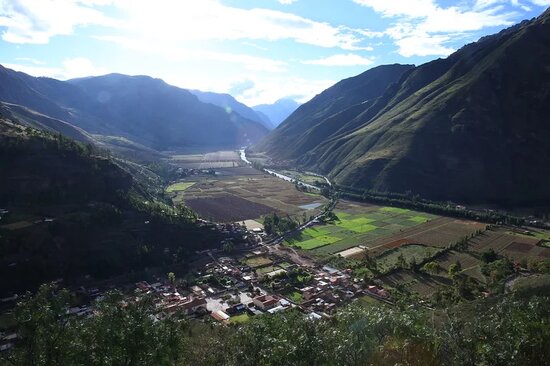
(422, 261, 440, 274)
(223, 242, 235, 254)
(167, 271, 176, 285)
(448, 263, 460, 278)
(397, 253, 407, 269)
(481, 249, 498, 263)
(409, 257, 418, 271)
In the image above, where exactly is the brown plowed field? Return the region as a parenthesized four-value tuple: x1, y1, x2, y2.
(185, 195, 276, 222)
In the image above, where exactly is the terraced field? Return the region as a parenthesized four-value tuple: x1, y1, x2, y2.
(376, 245, 442, 272)
(469, 228, 549, 262)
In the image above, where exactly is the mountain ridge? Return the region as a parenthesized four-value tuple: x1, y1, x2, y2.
(0, 66, 269, 152)
(257, 10, 550, 206)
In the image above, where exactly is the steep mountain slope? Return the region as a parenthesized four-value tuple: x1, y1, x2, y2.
(253, 98, 301, 127)
(69, 74, 269, 150)
(256, 64, 414, 158)
(259, 10, 550, 206)
(0, 66, 268, 151)
(0, 102, 95, 144)
(0, 118, 221, 295)
(190, 89, 274, 129)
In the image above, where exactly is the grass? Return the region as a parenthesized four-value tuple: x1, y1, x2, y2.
(229, 313, 251, 324)
(409, 215, 430, 223)
(381, 207, 410, 214)
(287, 291, 303, 304)
(285, 206, 436, 255)
(357, 295, 387, 308)
(335, 217, 377, 233)
(294, 235, 341, 250)
(243, 256, 272, 268)
(166, 182, 195, 193)
(303, 227, 332, 237)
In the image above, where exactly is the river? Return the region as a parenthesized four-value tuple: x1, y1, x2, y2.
(239, 149, 322, 191)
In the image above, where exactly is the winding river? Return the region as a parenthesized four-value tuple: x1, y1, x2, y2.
(239, 149, 323, 191)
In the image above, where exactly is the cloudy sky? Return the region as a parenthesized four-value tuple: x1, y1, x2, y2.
(0, 0, 549, 105)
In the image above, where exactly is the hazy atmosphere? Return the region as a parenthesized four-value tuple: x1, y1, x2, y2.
(1, 1, 550, 365)
(1, 0, 549, 104)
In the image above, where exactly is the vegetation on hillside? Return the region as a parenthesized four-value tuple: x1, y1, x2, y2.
(2, 284, 549, 366)
(0, 118, 220, 295)
(257, 8, 550, 207)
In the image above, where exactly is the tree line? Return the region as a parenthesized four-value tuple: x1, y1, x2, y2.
(2, 284, 549, 366)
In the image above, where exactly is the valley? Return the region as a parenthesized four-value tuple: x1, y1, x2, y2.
(2, 3, 550, 364)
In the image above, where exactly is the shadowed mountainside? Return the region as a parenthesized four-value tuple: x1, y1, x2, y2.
(257, 9, 550, 207)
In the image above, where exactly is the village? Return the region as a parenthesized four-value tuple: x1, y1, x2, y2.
(127, 220, 391, 325)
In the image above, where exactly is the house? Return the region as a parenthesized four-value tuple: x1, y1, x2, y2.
(377, 288, 389, 298)
(253, 294, 279, 310)
(307, 312, 322, 321)
(226, 303, 247, 315)
(191, 285, 205, 296)
(267, 305, 285, 314)
(180, 296, 207, 315)
(211, 310, 230, 323)
(300, 286, 315, 300)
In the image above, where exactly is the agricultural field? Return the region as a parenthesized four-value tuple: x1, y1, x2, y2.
(165, 181, 195, 193)
(285, 201, 443, 256)
(468, 227, 550, 262)
(185, 195, 274, 222)
(178, 172, 327, 222)
(379, 270, 452, 297)
(375, 245, 442, 272)
(243, 256, 272, 268)
(167, 150, 242, 169)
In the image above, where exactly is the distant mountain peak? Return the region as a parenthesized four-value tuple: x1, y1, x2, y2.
(252, 98, 300, 127)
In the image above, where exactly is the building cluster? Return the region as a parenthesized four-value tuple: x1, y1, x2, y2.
(134, 246, 392, 325)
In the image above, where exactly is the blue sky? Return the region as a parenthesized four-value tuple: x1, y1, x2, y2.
(0, 0, 549, 105)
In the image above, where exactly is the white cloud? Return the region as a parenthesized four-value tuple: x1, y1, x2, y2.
(2, 57, 107, 79)
(530, 0, 550, 5)
(353, 0, 517, 57)
(0, 0, 118, 44)
(233, 76, 335, 106)
(394, 34, 455, 57)
(302, 53, 375, 66)
(107, 0, 372, 51)
(277, 0, 297, 4)
(15, 57, 44, 65)
(95, 34, 288, 73)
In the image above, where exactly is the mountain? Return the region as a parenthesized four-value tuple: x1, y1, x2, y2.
(190, 89, 274, 130)
(68, 74, 269, 150)
(0, 66, 269, 152)
(0, 117, 221, 295)
(256, 64, 415, 158)
(257, 9, 550, 207)
(253, 98, 300, 127)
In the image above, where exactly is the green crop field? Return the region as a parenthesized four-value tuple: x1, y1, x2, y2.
(294, 235, 341, 250)
(166, 181, 196, 192)
(285, 204, 438, 255)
